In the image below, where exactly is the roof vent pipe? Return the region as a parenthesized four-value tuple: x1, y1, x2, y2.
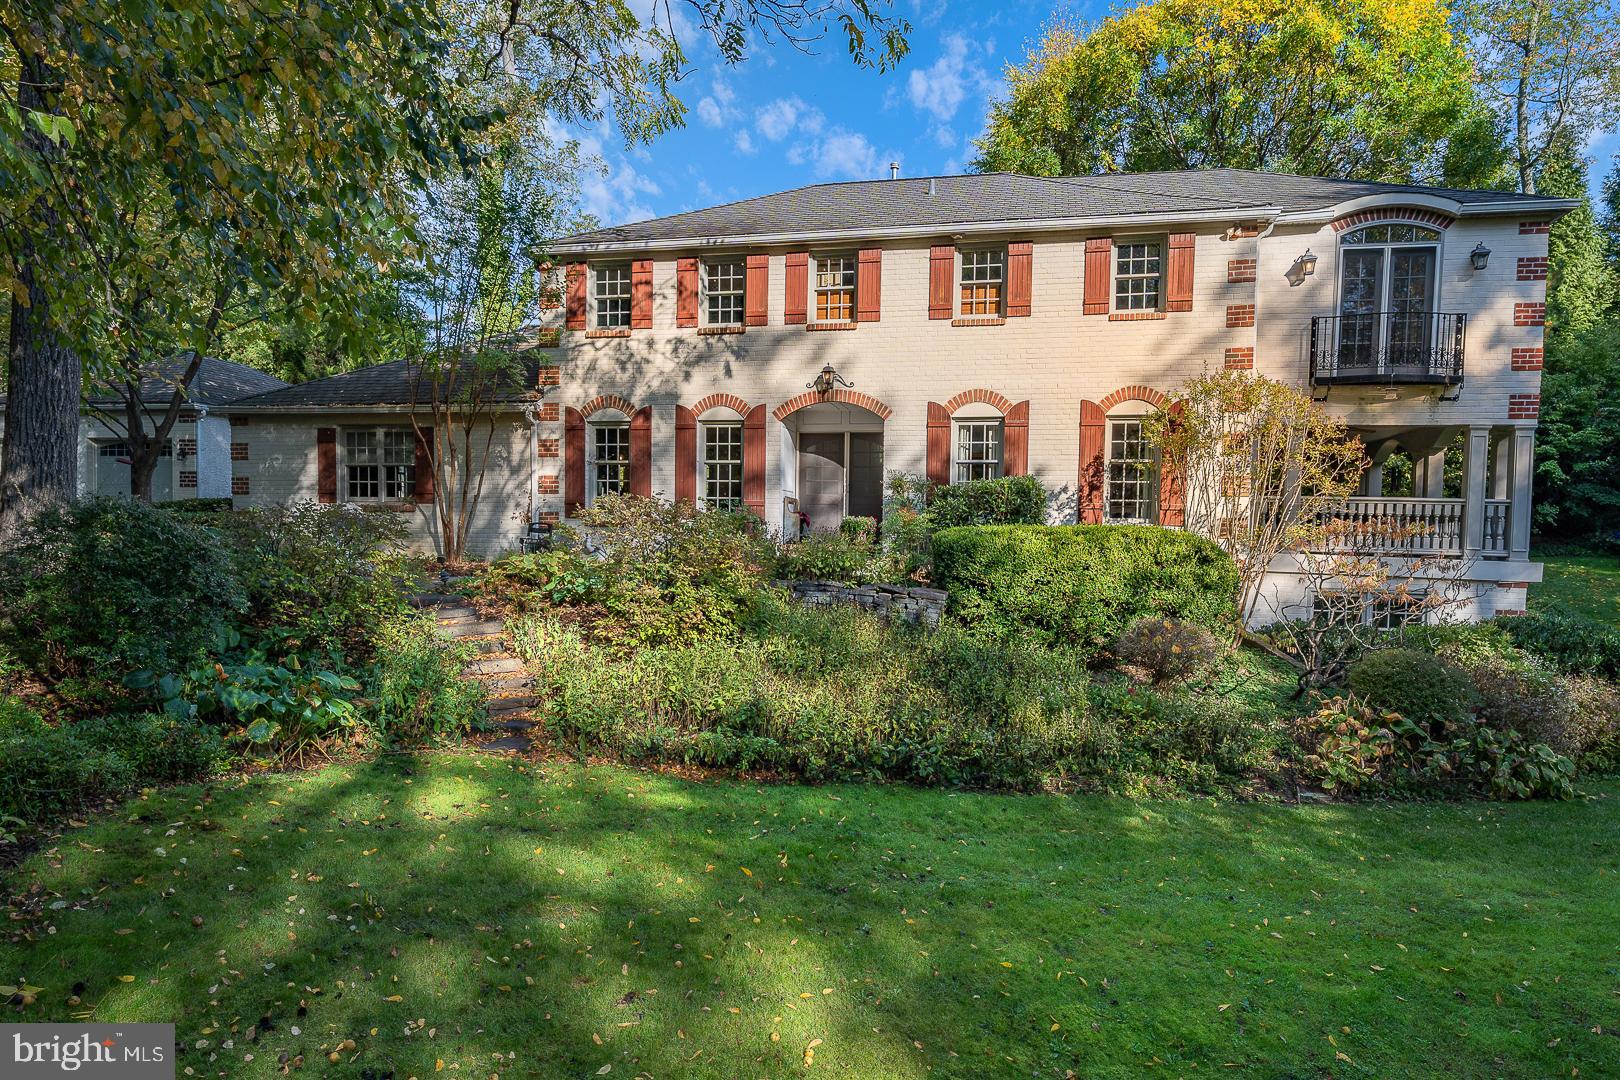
(889, 162, 900, 180)
(928, 177, 936, 195)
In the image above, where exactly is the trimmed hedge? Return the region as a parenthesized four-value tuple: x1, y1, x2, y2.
(931, 524, 1239, 648)
(923, 474, 1047, 529)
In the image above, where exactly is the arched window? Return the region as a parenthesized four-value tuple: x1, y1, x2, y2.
(1337, 223, 1443, 373)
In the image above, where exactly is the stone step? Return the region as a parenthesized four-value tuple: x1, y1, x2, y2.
(439, 619, 507, 638)
(465, 638, 511, 655)
(478, 674, 533, 692)
(493, 715, 536, 732)
(466, 656, 524, 676)
(433, 606, 481, 624)
(411, 593, 465, 609)
(479, 734, 531, 753)
(486, 695, 540, 715)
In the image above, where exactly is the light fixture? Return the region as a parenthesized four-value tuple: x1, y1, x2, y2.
(807, 363, 854, 395)
(1294, 249, 1318, 276)
(1470, 242, 1491, 271)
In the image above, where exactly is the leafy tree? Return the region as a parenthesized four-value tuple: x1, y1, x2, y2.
(1537, 144, 1620, 334)
(974, 0, 1503, 186)
(1455, 0, 1620, 193)
(1535, 321, 1620, 539)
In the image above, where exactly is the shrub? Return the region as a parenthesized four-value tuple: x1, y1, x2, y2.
(1347, 649, 1478, 732)
(1298, 696, 1400, 795)
(476, 548, 608, 612)
(1084, 680, 1284, 794)
(203, 502, 411, 662)
(922, 474, 1047, 529)
(367, 613, 486, 743)
(1563, 675, 1620, 775)
(1113, 617, 1225, 683)
(1458, 653, 1574, 751)
(0, 498, 244, 698)
(774, 531, 882, 585)
(838, 516, 877, 543)
(0, 711, 228, 827)
(1500, 611, 1620, 678)
(931, 524, 1240, 649)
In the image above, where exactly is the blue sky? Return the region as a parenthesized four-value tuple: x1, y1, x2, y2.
(567, 0, 1618, 228)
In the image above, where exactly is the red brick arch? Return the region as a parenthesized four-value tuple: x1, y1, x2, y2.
(942, 388, 1015, 415)
(580, 394, 637, 418)
(1097, 385, 1168, 413)
(772, 389, 894, 423)
(1329, 208, 1454, 232)
(692, 393, 752, 417)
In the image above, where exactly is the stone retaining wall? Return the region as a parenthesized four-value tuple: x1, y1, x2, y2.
(777, 580, 947, 628)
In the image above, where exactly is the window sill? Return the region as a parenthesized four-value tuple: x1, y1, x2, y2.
(952, 317, 1006, 327)
(1108, 311, 1168, 321)
(344, 500, 420, 513)
(584, 328, 632, 338)
(698, 325, 745, 336)
(806, 321, 858, 332)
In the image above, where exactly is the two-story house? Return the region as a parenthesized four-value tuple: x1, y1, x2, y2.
(224, 169, 1575, 624)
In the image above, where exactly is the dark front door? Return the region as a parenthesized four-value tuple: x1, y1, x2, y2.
(847, 432, 884, 519)
(798, 433, 845, 532)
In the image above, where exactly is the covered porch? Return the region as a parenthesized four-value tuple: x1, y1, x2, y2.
(1327, 424, 1535, 560)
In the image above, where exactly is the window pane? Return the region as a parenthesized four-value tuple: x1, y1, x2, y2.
(814, 255, 855, 322)
(1105, 418, 1155, 522)
(383, 429, 416, 499)
(594, 264, 631, 329)
(701, 422, 744, 509)
(954, 420, 1003, 483)
(959, 250, 1004, 316)
(704, 260, 745, 326)
(592, 423, 630, 497)
(1114, 241, 1162, 311)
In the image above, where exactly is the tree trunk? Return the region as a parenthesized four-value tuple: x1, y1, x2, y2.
(0, 49, 81, 538)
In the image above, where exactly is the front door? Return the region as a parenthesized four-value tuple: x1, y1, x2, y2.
(797, 431, 885, 531)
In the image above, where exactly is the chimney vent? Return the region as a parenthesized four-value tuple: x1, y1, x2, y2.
(928, 177, 937, 195)
(889, 162, 900, 180)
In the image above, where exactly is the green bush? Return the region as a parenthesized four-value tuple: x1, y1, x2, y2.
(203, 502, 411, 662)
(476, 548, 608, 612)
(0, 711, 228, 827)
(1347, 649, 1479, 732)
(1500, 611, 1620, 678)
(1113, 617, 1225, 683)
(1563, 675, 1620, 775)
(774, 531, 885, 585)
(922, 474, 1047, 529)
(0, 498, 245, 698)
(931, 524, 1239, 649)
(367, 613, 486, 743)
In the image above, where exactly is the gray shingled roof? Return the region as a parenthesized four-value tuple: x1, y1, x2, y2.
(85, 355, 288, 407)
(227, 356, 547, 409)
(550, 169, 1571, 250)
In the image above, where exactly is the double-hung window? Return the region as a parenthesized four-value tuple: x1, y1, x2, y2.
(1114, 240, 1163, 311)
(593, 264, 631, 329)
(344, 428, 415, 502)
(1105, 417, 1155, 522)
(953, 419, 1003, 483)
(959, 249, 1004, 317)
(814, 254, 856, 322)
(704, 259, 745, 326)
(589, 422, 630, 501)
(701, 422, 744, 509)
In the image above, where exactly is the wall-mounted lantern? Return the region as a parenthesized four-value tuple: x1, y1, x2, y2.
(808, 363, 854, 395)
(1470, 242, 1492, 271)
(1286, 249, 1318, 287)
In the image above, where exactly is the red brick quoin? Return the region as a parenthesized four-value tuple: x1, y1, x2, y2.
(1224, 347, 1254, 370)
(1514, 302, 1545, 327)
(1225, 304, 1255, 328)
(1510, 347, 1544, 371)
(1508, 393, 1540, 420)
(1516, 257, 1548, 281)
(1226, 259, 1256, 283)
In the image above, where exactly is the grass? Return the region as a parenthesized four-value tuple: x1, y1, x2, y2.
(1533, 552, 1620, 627)
(5, 756, 1618, 1078)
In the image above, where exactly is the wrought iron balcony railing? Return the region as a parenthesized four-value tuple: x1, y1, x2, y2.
(1309, 311, 1466, 388)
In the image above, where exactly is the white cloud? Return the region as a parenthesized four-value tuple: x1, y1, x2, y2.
(802, 127, 883, 180)
(695, 77, 740, 128)
(906, 33, 994, 124)
(569, 125, 661, 226)
(734, 129, 757, 155)
(757, 96, 824, 142)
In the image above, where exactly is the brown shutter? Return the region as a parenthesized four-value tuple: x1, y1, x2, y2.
(414, 426, 435, 501)
(745, 254, 769, 326)
(1165, 232, 1195, 312)
(1078, 400, 1105, 522)
(674, 405, 697, 503)
(928, 245, 955, 319)
(1158, 401, 1185, 525)
(926, 402, 951, 487)
(564, 406, 585, 515)
(630, 259, 653, 329)
(742, 404, 766, 516)
(538, 263, 558, 311)
(316, 427, 337, 504)
(784, 252, 808, 325)
(1083, 238, 1112, 316)
(1003, 400, 1029, 476)
(676, 257, 699, 328)
(629, 405, 652, 497)
(565, 263, 587, 330)
(1006, 242, 1032, 318)
(856, 247, 882, 322)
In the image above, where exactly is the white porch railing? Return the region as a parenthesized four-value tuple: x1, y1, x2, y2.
(1313, 497, 1511, 558)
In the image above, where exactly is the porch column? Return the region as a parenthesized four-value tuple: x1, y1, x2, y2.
(1363, 463, 1383, 498)
(1463, 426, 1490, 556)
(1416, 446, 1446, 498)
(1491, 433, 1512, 499)
(1508, 427, 1535, 561)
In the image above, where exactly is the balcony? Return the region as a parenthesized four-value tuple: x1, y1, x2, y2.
(1311, 497, 1510, 558)
(1309, 312, 1467, 388)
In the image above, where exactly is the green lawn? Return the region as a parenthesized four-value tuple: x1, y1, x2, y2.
(5, 755, 1618, 1079)
(1534, 553, 1620, 627)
